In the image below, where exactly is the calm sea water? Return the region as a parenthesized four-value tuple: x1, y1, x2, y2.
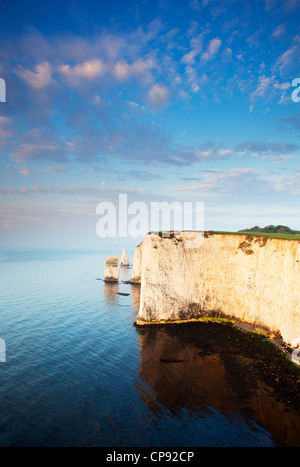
(0, 248, 298, 447)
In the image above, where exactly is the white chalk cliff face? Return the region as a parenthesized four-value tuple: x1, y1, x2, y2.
(131, 232, 300, 346)
(130, 243, 143, 283)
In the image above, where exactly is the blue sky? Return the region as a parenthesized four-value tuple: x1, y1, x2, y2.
(0, 0, 300, 249)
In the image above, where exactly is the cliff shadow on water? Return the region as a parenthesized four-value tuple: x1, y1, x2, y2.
(135, 321, 300, 447)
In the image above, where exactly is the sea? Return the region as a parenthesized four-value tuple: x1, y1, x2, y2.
(0, 248, 299, 447)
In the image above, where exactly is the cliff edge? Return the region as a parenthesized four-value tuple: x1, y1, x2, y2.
(131, 231, 300, 346)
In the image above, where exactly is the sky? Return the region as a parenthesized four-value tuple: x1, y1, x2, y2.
(0, 0, 300, 250)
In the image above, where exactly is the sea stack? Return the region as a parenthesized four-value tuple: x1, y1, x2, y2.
(104, 256, 119, 282)
(120, 246, 130, 266)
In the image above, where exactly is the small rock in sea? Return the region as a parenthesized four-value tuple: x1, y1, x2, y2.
(104, 256, 119, 282)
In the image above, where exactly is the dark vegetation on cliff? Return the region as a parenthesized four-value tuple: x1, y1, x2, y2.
(239, 225, 300, 235)
(209, 225, 300, 240)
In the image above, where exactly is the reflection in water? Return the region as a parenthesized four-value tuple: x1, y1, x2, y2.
(135, 323, 300, 447)
(120, 265, 131, 283)
(136, 328, 232, 414)
(103, 282, 119, 306)
(130, 283, 140, 314)
(103, 267, 140, 318)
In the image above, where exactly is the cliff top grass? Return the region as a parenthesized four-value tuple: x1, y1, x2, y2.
(209, 230, 300, 240)
(209, 224, 300, 240)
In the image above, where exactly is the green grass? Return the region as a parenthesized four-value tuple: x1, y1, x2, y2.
(209, 230, 300, 240)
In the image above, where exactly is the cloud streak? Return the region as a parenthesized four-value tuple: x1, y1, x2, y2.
(0, 185, 138, 197)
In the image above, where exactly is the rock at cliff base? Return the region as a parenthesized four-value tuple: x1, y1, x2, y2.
(104, 255, 119, 282)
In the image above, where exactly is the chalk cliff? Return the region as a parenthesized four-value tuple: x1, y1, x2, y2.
(132, 232, 300, 346)
(130, 243, 143, 283)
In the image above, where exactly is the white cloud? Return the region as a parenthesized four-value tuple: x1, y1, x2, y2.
(59, 59, 106, 83)
(147, 83, 170, 109)
(166, 168, 278, 201)
(0, 116, 14, 146)
(113, 58, 156, 84)
(41, 165, 67, 173)
(272, 24, 285, 38)
(267, 0, 300, 11)
(0, 116, 12, 125)
(113, 60, 130, 79)
(274, 82, 290, 91)
(14, 62, 52, 89)
(189, 0, 202, 12)
(201, 38, 222, 62)
(189, 0, 212, 11)
(221, 47, 233, 61)
(250, 75, 271, 101)
(181, 50, 198, 65)
(274, 44, 300, 76)
(18, 167, 31, 176)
